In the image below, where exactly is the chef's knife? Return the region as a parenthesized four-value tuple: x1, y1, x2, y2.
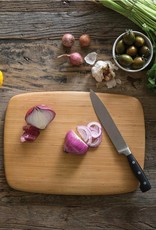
(90, 90, 151, 192)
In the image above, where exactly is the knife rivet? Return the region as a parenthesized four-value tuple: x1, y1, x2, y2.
(143, 181, 147, 185)
(132, 161, 135, 164)
(138, 171, 141, 174)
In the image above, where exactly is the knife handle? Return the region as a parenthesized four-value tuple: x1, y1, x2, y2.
(127, 154, 151, 192)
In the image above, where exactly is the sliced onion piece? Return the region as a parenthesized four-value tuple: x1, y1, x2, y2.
(88, 134, 102, 148)
(25, 105, 56, 129)
(20, 125, 40, 142)
(87, 121, 102, 138)
(76, 125, 92, 145)
(64, 130, 89, 154)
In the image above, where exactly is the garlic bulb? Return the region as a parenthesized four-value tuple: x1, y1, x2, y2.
(91, 60, 121, 88)
(91, 60, 118, 82)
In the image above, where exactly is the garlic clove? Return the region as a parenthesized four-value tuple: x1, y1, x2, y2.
(84, 52, 97, 65)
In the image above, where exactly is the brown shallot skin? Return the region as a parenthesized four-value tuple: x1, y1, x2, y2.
(62, 33, 75, 48)
(79, 34, 91, 47)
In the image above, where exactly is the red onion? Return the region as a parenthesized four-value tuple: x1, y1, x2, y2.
(87, 121, 102, 138)
(79, 34, 91, 47)
(20, 125, 40, 142)
(88, 135, 102, 148)
(76, 122, 102, 148)
(57, 52, 83, 66)
(64, 130, 89, 154)
(77, 125, 92, 145)
(25, 105, 56, 130)
(62, 33, 75, 48)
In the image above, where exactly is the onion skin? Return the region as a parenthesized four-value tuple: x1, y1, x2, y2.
(69, 52, 83, 66)
(64, 130, 89, 154)
(79, 34, 91, 47)
(20, 125, 40, 142)
(62, 33, 75, 48)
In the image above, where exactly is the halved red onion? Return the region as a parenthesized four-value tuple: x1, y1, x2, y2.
(76, 125, 92, 145)
(87, 121, 102, 138)
(64, 130, 88, 154)
(20, 125, 40, 142)
(25, 105, 56, 129)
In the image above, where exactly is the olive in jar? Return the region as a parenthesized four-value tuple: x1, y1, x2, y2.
(115, 40, 125, 54)
(123, 30, 135, 45)
(126, 46, 138, 57)
(139, 45, 150, 57)
(132, 57, 145, 69)
(134, 36, 145, 47)
(117, 54, 133, 67)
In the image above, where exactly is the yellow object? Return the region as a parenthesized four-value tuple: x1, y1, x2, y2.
(0, 71, 3, 87)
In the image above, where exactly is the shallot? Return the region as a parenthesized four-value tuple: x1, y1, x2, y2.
(25, 105, 56, 129)
(62, 33, 75, 48)
(57, 52, 83, 66)
(79, 34, 91, 47)
(64, 130, 89, 154)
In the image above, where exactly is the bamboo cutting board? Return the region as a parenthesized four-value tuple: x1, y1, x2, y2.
(4, 91, 145, 195)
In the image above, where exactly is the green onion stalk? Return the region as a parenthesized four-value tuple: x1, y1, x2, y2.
(92, 0, 156, 88)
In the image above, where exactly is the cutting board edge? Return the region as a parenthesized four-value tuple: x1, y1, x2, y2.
(4, 91, 145, 195)
(4, 175, 139, 195)
(6, 90, 144, 102)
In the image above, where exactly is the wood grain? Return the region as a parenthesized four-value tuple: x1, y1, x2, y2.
(4, 92, 145, 195)
(0, 0, 156, 229)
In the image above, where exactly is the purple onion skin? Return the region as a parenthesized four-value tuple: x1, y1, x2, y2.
(69, 53, 83, 66)
(64, 130, 88, 154)
(21, 125, 40, 142)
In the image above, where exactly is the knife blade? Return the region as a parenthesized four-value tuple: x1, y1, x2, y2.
(90, 89, 151, 192)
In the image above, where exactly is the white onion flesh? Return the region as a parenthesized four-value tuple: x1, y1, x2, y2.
(87, 121, 102, 138)
(88, 135, 102, 147)
(76, 121, 102, 148)
(25, 105, 56, 129)
(76, 125, 92, 145)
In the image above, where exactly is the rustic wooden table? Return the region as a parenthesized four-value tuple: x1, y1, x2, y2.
(0, 1, 155, 229)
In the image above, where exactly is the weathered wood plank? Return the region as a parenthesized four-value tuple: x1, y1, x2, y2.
(0, 0, 101, 12)
(0, 204, 155, 230)
(0, 40, 147, 95)
(0, 0, 156, 229)
(0, 10, 139, 39)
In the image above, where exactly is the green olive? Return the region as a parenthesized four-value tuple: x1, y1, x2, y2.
(134, 36, 145, 47)
(126, 46, 137, 57)
(139, 45, 150, 57)
(132, 57, 145, 69)
(115, 39, 125, 54)
(117, 54, 133, 67)
(123, 30, 135, 45)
